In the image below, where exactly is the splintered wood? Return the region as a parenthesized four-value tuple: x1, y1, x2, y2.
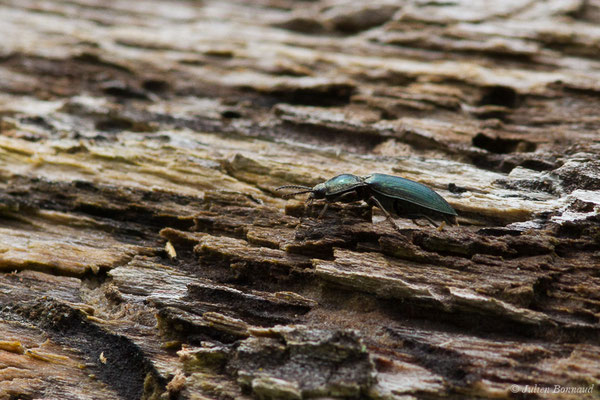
(1, 0, 599, 399)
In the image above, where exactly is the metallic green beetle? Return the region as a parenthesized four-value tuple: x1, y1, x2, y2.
(276, 173, 457, 230)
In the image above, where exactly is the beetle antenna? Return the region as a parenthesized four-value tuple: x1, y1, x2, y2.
(276, 185, 312, 191)
(275, 185, 314, 198)
(282, 190, 313, 198)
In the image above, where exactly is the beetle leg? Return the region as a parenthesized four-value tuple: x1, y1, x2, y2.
(411, 218, 427, 227)
(421, 215, 439, 228)
(336, 190, 359, 203)
(317, 203, 329, 219)
(303, 196, 318, 221)
(447, 215, 459, 226)
(305, 197, 314, 214)
(368, 196, 402, 232)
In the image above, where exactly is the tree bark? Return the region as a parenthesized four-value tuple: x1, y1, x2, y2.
(0, 1, 599, 399)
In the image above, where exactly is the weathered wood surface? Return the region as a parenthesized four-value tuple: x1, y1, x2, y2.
(1, 0, 600, 399)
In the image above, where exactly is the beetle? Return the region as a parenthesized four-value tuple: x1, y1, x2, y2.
(276, 173, 457, 230)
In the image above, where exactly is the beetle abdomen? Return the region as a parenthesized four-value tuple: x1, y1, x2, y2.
(364, 173, 457, 217)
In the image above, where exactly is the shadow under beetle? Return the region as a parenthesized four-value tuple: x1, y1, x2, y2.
(276, 173, 457, 231)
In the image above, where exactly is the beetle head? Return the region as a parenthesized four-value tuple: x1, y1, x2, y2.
(310, 183, 327, 199)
